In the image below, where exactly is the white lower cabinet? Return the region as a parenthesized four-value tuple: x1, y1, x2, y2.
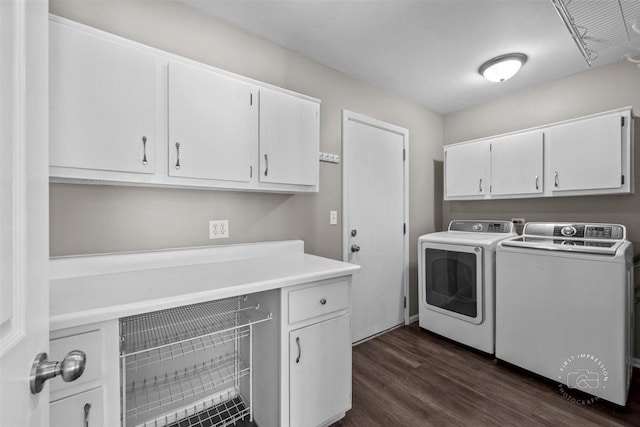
(281, 278, 352, 427)
(289, 315, 351, 427)
(48, 321, 119, 427)
(50, 388, 104, 427)
(49, 279, 353, 427)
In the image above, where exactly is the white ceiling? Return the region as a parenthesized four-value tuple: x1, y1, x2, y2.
(181, 0, 639, 114)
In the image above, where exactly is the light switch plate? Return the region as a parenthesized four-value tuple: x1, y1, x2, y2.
(330, 211, 338, 225)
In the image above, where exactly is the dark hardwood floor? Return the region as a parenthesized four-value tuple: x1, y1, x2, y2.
(333, 323, 640, 426)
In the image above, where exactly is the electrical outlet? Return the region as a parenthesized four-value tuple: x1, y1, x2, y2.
(209, 220, 229, 239)
(330, 210, 338, 225)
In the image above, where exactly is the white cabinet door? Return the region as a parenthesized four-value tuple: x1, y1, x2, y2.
(168, 62, 257, 182)
(490, 131, 544, 196)
(259, 88, 319, 186)
(444, 142, 488, 198)
(289, 315, 351, 427)
(549, 113, 623, 192)
(49, 21, 157, 174)
(50, 388, 104, 427)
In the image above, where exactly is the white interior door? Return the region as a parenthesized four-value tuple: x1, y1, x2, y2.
(0, 0, 50, 425)
(343, 111, 408, 344)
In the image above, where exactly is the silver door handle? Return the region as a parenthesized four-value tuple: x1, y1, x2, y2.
(30, 350, 86, 394)
(141, 136, 148, 166)
(535, 175, 539, 190)
(479, 178, 483, 192)
(296, 337, 301, 364)
(320, 298, 327, 305)
(554, 171, 559, 187)
(175, 143, 181, 169)
(351, 244, 360, 253)
(264, 154, 269, 176)
(84, 403, 91, 427)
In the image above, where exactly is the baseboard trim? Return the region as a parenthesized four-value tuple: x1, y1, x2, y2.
(409, 314, 419, 324)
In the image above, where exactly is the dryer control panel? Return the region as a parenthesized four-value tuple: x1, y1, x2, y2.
(449, 220, 514, 233)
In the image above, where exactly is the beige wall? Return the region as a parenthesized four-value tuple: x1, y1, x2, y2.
(443, 59, 640, 356)
(49, 0, 444, 316)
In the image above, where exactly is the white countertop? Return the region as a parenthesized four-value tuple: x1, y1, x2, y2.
(50, 241, 360, 331)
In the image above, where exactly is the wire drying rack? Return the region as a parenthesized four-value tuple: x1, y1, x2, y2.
(551, 0, 640, 66)
(120, 296, 271, 427)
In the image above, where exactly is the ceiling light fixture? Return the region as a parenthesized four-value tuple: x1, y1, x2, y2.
(478, 53, 528, 83)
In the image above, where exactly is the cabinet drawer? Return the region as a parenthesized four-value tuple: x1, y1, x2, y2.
(50, 387, 104, 427)
(289, 280, 349, 324)
(50, 330, 103, 399)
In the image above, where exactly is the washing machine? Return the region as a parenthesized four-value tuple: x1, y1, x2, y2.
(418, 220, 515, 353)
(496, 222, 634, 406)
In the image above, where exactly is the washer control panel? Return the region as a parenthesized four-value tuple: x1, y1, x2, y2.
(525, 223, 626, 240)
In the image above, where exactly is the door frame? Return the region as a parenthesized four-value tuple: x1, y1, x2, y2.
(341, 110, 410, 325)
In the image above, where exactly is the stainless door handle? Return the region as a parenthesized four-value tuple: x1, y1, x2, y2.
(535, 175, 539, 190)
(30, 350, 86, 394)
(351, 244, 360, 253)
(141, 136, 148, 166)
(175, 142, 181, 169)
(84, 403, 91, 427)
(296, 337, 301, 364)
(264, 154, 269, 176)
(554, 171, 559, 187)
(479, 178, 483, 192)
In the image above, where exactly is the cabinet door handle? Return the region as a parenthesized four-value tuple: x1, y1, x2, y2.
(479, 178, 483, 192)
(264, 154, 269, 176)
(554, 171, 559, 188)
(295, 336, 301, 364)
(320, 298, 327, 305)
(84, 403, 91, 427)
(141, 136, 148, 166)
(175, 142, 181, 170)
(535, 175, 539, 190)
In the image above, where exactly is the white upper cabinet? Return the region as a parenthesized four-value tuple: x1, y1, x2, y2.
(549, 112, 626, 193)
(49, 16, 320, 193)
(168, 61, 257, 183)
(444, 107, 633, 201)
(259, 88, 319, 186)
(50, 20, 157, 174)
(444, 142, 488, 199)
(490, 131, 544, 197)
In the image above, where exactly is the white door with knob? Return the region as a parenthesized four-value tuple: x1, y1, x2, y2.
(0, 0, 50, 425)
(343, 111, 408, 344)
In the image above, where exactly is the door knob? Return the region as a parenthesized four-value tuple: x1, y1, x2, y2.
(351, 244, 361, 253)
(30, 350, 86, 394)
(351, 229, 357, 237)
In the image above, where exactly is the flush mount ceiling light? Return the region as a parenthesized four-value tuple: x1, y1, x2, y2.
(478, 53, 528, 82)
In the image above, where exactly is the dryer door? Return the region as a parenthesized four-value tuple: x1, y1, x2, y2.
(422, 242, 484, 324)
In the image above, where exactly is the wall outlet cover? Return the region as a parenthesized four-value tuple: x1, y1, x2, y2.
(209, 220, 229, 239)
